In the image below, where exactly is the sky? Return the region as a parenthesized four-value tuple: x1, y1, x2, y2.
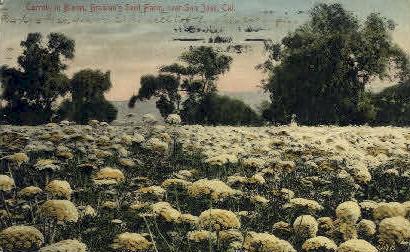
(1, 0, 410, 101)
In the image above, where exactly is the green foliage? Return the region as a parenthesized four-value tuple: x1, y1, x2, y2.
(129, 46, 234, 122)
(129, 74, 180, 117)
(57, 99, 118, 124)
(137, 75, 180, 100)
(261, 3, 409, 125)
(0, 33, 74, 125)
(257, 100, 272, 122)
(56, 69, 118, 124)
(70, 69, 112, 101)
(356, 92, 377, 124)
(181, 93, 261, 126)
(156, 95, 176, 118)
(178, 46, 233, 94)
(373, 80, 410, 125)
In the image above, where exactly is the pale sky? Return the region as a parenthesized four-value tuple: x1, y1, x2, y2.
(1, 0, 409, 100)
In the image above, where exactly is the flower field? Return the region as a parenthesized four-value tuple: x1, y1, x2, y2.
(0, 118, 410, 251)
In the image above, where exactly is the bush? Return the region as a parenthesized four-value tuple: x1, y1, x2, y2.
(373, 81, 410, 126)
(181, 94, 261, 126)
(56, 99, 118, 124)
(1, 102, 53, 126)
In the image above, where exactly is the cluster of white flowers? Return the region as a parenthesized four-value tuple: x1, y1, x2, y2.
(293, 215, 318, 238)
(165, 114, 182, 125)
(336, 201, 361, 223)
(178, 125, 410, 176)
(1, 120, 409, 252)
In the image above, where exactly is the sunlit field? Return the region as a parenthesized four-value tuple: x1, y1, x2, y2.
(2, 0, 410, 251)
(1, 117, 409, 251)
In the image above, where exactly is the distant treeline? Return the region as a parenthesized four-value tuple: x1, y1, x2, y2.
(1, 3, 409, 126)
(373, 81, 410, 126)
(0, 33, 117, 125)
(128, 3, 410, 127)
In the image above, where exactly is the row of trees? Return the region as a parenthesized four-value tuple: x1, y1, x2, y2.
(1, 3, 409, 126)
(128, 46, 261, 125)
(0, 33, 117, 125)
(0, 34, 259, 126)
(128, 4, 410, 126)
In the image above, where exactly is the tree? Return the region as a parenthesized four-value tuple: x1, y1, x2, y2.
(0, 33, 75, 125)
(129, 46, 233, 121)
(56, 69, 118, 124)
(177, 46, 233, 94)
(129, 74, 180, 118)
(373, 80, 410, 125)
(260, 3, 409, 125)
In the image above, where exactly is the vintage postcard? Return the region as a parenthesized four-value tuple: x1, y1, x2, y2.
(0, 0, 409, 251)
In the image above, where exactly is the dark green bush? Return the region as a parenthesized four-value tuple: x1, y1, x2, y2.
(181, 93, 262, 126)
(56, 69, 117, 124)
(56, 99, 118, 124)
(373, 80, 410, 126)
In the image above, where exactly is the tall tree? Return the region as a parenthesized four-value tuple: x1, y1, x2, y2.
(129, 46, 233, 120)
(56, 69, 118, 124)
(129, 74, 180, 118)
(0, 33, 74, 125)
(260, 4, 409, 125)
(177, 46, 233, 94)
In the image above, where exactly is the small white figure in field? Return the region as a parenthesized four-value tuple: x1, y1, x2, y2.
(290, 114, 298, 127)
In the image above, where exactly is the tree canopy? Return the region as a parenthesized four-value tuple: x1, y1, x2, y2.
(56, 69, 118, 124)
(261, 3, 409, 125)
(127, 46, 264, 126)
(129, 46, 234, 122)
(1, 33, 75, 125)
(129, 74, 180, 118)
(71, 69, 112, 102)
